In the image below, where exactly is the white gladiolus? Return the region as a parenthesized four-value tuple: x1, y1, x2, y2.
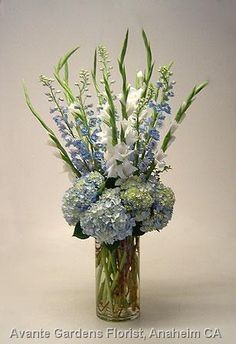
(117, 86, 142, 117)
(119, 118, 138, 146)
(98, 121, 113, 145)
(126, 87, 143, 116)
(107, 160, 137, 179)
(136, 70, 144, 87)
(105, 142, 137, 179)
(137, 70, 143, 79)
(105, 142, 132, 162)
(98, 103, 110, 123)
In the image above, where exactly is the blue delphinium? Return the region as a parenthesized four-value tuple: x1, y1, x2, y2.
(51, 107, 74, 146)
(141, 182, 175, 232)
(51, 105, 105, 174)
(80, 188, 135, 244)
(149, 128, 160, 141)
(51, 108, 93, 170)
(62, 172, 105, 225)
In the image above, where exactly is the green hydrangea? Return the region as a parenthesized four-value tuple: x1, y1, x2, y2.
(120, 176, 154, 221)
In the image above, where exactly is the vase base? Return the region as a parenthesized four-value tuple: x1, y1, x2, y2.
(96, 309, 140, 322)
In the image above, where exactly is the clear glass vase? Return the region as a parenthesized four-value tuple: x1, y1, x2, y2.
(95, 235, 140, 321)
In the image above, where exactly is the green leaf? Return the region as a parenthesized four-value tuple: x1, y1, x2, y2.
(142, 29, 152, 70)
(132, 223, 146, 236)
(105, 178, 117, 189)
(175, 80, 208, 124)
(92, 48, 97, 78)
(97, 181, 106, 196)
(118, 31, 129, 120)
(23, 82, 80, 176)
(53, 72, 76, 104)
(64, 61, 69, 84)
(73, 222, 89, 239)
(140, 29, 154, 100)
(63, 62, 70, 103)
(23, 82, 54, 135)
(120, 29, 129, 65)
(103, 76, 115, 114)
(195, 80, 209, 95)
(91, 48, 104, 105)
(162, 129, 172, 152)
(161, 80, 208, 154)
(54, 47, 79, 105)
(55, 46, 79, 74)
(146, 62, 155, 84)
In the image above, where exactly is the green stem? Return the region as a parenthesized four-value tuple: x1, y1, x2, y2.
(101, 248, 114, 313)
(96, 261, 103, 296)
(97, 280, 105, 306)
(109, 250, 117, 275)
(111, 250, 127, 292)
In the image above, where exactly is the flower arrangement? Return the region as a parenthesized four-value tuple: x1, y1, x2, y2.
(24, 30, 207, 321)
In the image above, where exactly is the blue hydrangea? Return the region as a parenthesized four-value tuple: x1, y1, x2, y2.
(80, 189, 135, 244)
(141, 182, 175, 232)
(62, 172, 105, 225)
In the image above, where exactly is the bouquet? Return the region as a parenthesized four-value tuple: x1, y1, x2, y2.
(24, 30, 207, 321)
